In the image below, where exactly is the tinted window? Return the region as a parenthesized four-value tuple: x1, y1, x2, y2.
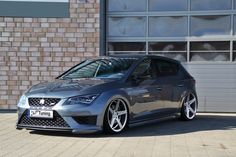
(155, 60, 179, 76)
(132, 59, 157, 79)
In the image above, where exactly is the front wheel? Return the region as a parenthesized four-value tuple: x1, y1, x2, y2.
(103, 98, 128, 134)
(180, 92, 197, 120)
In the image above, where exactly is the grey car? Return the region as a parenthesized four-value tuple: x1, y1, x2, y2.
(16, 55, 198, 134)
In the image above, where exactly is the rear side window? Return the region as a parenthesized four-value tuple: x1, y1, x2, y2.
(154, 59, 179, 76)
(132, 59, 153, 79)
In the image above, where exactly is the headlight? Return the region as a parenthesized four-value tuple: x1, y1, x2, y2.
(64, 94, 99, 105)
(17, 95, 27, 107)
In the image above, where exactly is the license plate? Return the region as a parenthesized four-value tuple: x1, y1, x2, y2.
(29, 110, 53, 119)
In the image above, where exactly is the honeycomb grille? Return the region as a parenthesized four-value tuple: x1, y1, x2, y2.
(28, 98, 61, 107)
(19, 111, 70, 128)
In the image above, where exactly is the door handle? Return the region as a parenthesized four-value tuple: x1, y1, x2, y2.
(156, 87, 162, 91)
(177, 84, 184, 87)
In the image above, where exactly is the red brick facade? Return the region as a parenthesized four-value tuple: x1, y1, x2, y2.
(0, 0, 100, 109)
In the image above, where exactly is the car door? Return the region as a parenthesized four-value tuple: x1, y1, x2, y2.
(126, 59, 165, 123)
(154, 59, 180, 114)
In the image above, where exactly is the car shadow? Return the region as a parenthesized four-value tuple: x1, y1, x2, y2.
(29, 114, 236, 138)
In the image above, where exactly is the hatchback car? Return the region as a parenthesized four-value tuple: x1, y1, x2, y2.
(16, 55, 197, 134)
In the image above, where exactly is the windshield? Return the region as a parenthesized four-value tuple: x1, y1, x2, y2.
(61, 58, 137, 79)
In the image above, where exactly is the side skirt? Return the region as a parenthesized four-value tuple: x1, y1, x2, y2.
(128, 113, 180, 128)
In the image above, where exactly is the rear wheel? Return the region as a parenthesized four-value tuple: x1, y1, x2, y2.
(104, 98, 128, 134)
(180, 92, 197, 120)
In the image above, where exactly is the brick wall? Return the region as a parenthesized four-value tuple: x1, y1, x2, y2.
(0, 0, 100, 109)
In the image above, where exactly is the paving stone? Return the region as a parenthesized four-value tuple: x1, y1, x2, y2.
(0, 113, 235, 157)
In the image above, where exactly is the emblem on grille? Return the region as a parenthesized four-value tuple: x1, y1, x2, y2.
(39, 99, 45, 105)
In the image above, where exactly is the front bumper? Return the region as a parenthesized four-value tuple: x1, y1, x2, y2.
(16, 98, 106, 134)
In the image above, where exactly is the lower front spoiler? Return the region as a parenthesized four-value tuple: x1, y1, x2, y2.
(16, 125, 102, 134)
(16, 124, 72, 132)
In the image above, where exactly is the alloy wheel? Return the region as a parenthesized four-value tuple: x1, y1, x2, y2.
(107, 99, 128, 133)
(183, 93, 197, 120)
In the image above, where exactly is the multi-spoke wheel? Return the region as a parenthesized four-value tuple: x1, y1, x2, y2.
(104, 98, 128, 134)
(181, 92, 197, 120)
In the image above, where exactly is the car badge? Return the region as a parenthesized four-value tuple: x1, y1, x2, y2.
(39, 99, 45, 105)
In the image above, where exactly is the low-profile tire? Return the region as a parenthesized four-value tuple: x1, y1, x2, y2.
(103, 98, 128, 134)
(180, 92, 197, 121)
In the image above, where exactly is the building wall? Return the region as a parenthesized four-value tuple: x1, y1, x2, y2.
(106, 0, 236, 112)
(183, 63, 236, 112)
(0, 0, 100, 109)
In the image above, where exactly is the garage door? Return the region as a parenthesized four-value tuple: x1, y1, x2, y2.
(106, 0, 236, 112)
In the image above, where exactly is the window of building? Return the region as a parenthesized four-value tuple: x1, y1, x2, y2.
(108, 42, 146, 55)
(106, 0, 236, 62)
(108, 0, 146, 12)
(149, 16, 188, 37)
(108, 17, 146, 37)
(149, 0, 188, 11)
(234, 15, 236, 35)
(233, 41, 236, 61)
(190, 41, 230, 61)
(191, 0, 231, 11)
(149, 42, 187, 62)
(190, 16, 231, 36)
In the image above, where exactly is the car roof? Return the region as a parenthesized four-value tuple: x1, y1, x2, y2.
(99, 55, 180, 64)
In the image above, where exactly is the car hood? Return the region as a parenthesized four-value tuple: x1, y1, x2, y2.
(25, 78, 116, 98)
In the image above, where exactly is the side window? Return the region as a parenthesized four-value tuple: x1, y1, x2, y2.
(131, 59, 156, 79)
(155, 60, 179, 76)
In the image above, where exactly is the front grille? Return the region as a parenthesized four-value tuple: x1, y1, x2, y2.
(18, 111, 70, 128)
(28, 98, 61, 107)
